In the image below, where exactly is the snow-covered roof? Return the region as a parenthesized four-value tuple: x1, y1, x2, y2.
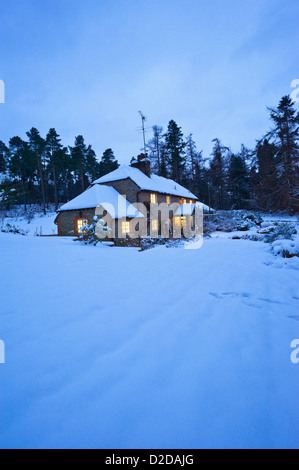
(92, 165, 198, 200)
(174, 202, 214, 216)
(58, 184, 144, 219)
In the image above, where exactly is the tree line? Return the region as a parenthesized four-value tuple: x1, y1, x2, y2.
(147, 95, 299, 214)
(0, 130, 119, 212)
(0, 94, 298, 213)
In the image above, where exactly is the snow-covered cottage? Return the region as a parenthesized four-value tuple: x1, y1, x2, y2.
(55, 154, 200, 242)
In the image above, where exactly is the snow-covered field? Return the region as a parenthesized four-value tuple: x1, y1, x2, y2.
(0, 229, 298, 449)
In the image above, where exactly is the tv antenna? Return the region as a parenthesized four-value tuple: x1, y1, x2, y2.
(138, 110, 148, 155)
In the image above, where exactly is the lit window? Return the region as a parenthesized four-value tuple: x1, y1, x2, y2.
(151, 219, 158, 231)
(182, 199, 187, 204)
(121, 221, 130, 234)
(181, 216, 193, 228)
(77, 218, 89, 233)
(174, 217, 181, 228)
(150, 193, 157, 204)
(166, 196, 171, 205)
(189, 199, 193, 204)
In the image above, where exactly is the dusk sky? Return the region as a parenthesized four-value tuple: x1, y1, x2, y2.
(1, 0, 298, 164)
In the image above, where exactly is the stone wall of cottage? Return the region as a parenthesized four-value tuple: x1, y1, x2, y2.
(138, 191, 182, 207)
(100, 178, 140, 204)
(56, 208, 96, 236)
(56, 208, 145, 242)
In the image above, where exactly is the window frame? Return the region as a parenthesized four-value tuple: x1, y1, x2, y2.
(76, 217, 89, 234)
(121, 220, 131, 235)
(151, 219, 158, 231)
(150, 193, 158, 204)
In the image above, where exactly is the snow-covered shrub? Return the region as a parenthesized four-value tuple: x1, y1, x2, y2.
(140, 236, 167, 251)
(234, 211, 263, 231)
(78, 217, 111, 246)
(0, 181, 21, 209)
(235, 219, 252, 231)
(206, 211, 263, 233)
(114, 237, 141, 247)
(139, 235, 187, 251)
(0, 204, 56, 220)
(264, 223, 297, 243)
(241, 233, 264, 242)
(239, 211, 263, 226)
(166, 238, 185, 248)
(203, 219, 217, 237)
(211, 213, 237, 232)
(257, 224, 276, 235)
(1, 223, 28, 236)
(271, 239, 299, 258)
(24, 213, 35, 224)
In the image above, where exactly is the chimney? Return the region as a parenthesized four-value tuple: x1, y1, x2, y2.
(130, 153, 151, 177)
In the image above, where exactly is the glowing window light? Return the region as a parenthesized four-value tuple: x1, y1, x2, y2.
(77, 219, 88, 233)
(121, 221, 130, 234)
(150, 193, 157, 204)
(151, 219, 158, 231)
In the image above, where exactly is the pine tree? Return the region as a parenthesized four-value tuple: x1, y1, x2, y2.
(165, 120, 186, 183)
(26, 128, 47, 213)
(208, 139, 229, 209)
(70, 135, 88, 193)
(228, 152, 250, 209)
(159, 143, 168, 178)
(45, 128, 63, 211)
(185, 134, 203, 194)
(267, 95, 299, 212)
(85, 145, 101, 182)
(254, 139, 279, 211)
(99, 149, 119, 177)
(57, 146, 72, 202)
(8, 137, 35, 210)
(0, 140, 8, 173)
(147, 125, 164, 175)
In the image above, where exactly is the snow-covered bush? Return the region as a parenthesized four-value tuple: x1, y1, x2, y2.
(78, 217, 111, 246)
(240, 233, 264, 242)
(140, 236, 185, 251)
(24, 213, 35, 224)
(234, 211, 263, 231)
(203, 219, 217, 237)
(271, 239, 299, 258)
(207, 213, 236, 232)
(0, 204, 56, 220)
(239, 211, 263, 226)
(140, 236, 167, 251)
(264, 223, 297, 243)
(257, 224, 276, 235)
(205, 211, 263, 233)
(0, 181, 20, 209)
(1, 223, 28, 236)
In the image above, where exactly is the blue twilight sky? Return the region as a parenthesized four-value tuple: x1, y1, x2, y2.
(0, 0, 298, 164)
